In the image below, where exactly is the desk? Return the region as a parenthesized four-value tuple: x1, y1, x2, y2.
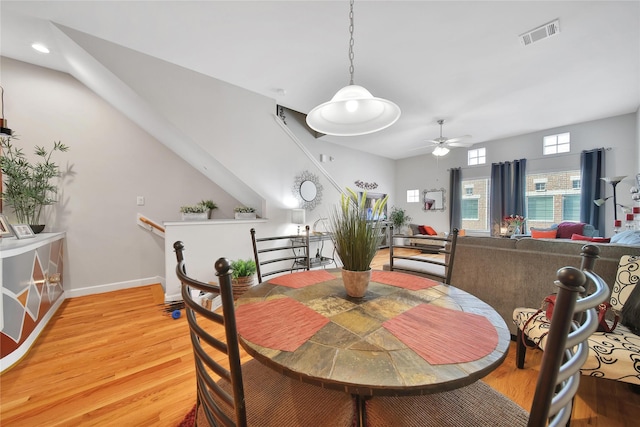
(235, 269, 510, 424)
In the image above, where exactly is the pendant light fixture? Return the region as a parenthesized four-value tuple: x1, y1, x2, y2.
(0, 86, 13, 137)
(306, 0, 400, 136)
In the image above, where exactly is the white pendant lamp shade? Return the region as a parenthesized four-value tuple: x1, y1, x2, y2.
(306, 85, 401, 136)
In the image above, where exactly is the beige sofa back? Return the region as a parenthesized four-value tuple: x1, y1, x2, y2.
(450, 236, 640, 335)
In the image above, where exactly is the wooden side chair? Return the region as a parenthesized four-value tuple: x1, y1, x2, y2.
(388, 227, 459, 284)
(250, 226, 310, 283)
(367, 244, 610, 427)
(174, 241, 354, 427)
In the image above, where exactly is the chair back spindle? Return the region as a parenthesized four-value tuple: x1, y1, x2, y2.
(250, 226, 310, 283)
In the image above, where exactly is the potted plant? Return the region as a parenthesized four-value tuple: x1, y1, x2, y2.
(234, 206, 257, 220)
(328, 188, 388, 297)
(0, 135, 70, 233)
(230, 258, 257, 299)
(389, 206, 412, 244)
(200, 199, 218, 219)
(180, 202, 209, 220)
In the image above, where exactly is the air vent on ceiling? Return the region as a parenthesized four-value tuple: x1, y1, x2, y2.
(519, 19, 560, 46)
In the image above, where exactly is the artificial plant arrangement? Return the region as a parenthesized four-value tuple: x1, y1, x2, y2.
(234, 206, 256, 213)
(329, 188, 388, 272)
(180, 200, 217, 214)
(231, 259, 257, 279)
(230, 258, 257, 299)
(389, 206, 412, 233)
(0, 135, 70, 226)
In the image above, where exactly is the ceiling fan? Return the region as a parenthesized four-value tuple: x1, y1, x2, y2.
(419, 119, 474, 156)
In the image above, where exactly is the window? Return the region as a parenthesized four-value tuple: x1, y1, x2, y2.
(468, 148, 486, 166)
(462, 199, 479, 220)
(526, 170, 581, 228)
(461, 178, 489, 231)
(571, 176, 581, 190)
(563, 195, 581, 221)
(543, 132, 570, 155)
(407, 189, 419, 203)
(528, 196, 554, 221)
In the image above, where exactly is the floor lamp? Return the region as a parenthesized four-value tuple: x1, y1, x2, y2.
(594, 176, 626, 221)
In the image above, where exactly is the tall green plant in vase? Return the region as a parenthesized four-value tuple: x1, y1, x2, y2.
(329, 188, 388, 297)
(1, 135, 70, 231)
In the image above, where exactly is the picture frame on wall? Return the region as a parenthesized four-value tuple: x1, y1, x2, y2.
(0, 214, 13, 237)
(12, 223, 35, 239)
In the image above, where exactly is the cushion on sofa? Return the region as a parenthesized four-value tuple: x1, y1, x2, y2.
(409, 224, 420, 235)
(556, 222, 586, 238)
(423, 226, 438, 236)
(531, 229, 557, 239)
(571, 234, 610, 243)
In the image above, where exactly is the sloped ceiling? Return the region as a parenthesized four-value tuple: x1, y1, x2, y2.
(1, 1, 639, 160)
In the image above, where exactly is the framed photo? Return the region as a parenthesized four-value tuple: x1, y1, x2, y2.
(0, 214, 13, 237)
(12, 224, 35, 239)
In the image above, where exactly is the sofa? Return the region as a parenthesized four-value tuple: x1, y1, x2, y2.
(385, 235, 640, 335)
(512, 221, 598, 239)
(406, 224, 464, 252)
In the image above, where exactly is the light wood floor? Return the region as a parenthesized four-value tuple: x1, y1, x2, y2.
(1, 251, 639, 426)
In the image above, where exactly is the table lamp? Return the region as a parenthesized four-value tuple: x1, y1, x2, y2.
(291, 209, 306, 234)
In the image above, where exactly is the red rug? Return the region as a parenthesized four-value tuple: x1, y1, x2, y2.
(178, 404, 196, 427)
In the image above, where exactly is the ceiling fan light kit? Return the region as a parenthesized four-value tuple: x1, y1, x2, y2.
(306, 0, 400, 137)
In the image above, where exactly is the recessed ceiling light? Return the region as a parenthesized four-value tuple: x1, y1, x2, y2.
(31, 43, 50, 54)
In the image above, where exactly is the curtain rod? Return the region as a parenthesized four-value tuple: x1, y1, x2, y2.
(448, 146, 612, 171)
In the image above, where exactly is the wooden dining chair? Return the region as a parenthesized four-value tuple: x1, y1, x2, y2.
(250, 226, 310, 283)
(367, 244, 609, 427)
(174, 241, 354, 427)
(388, 226, 459, 284)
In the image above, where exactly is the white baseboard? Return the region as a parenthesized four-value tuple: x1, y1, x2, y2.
(66, 276, 165, 298)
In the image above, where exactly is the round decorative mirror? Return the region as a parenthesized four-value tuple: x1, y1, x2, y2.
(293, 170, 323, 210)
(300, 180, 317, 202)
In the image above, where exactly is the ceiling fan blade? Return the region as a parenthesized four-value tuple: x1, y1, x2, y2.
(448, 140, 476, 148)
(444, 135, 472, 143)
(408, 145, 436, 152)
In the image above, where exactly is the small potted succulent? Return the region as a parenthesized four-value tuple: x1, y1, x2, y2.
(234, 206, 257, 220)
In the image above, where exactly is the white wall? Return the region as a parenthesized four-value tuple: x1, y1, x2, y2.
(1, 57, 245, 293)
(396, 112, 639, 237)
(1, 57, 397, 295)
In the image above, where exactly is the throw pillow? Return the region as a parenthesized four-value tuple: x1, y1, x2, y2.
(571, 234, 593, 241)
(591, 237, 611, 243)
(409, 224, 420, 236)
(418, 225, 427, 235)
(423, 226, 438, 236)
(531, 229, 557, 239)
(556, 222, 585, 239)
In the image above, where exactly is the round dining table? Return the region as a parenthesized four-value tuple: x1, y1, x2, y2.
(234, 269, 510, 425)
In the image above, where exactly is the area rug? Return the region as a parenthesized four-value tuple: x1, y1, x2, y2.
(178, 404, 195, 427)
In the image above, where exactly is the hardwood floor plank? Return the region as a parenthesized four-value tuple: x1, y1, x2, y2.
(2, 268, 638, 426)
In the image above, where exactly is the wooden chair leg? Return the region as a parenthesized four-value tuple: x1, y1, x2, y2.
(516, 330, 527, 369)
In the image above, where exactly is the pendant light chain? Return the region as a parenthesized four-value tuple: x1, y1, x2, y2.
(348, 0, 355, 85)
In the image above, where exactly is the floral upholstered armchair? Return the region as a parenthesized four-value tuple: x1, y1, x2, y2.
(513, 254, 640, 385)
